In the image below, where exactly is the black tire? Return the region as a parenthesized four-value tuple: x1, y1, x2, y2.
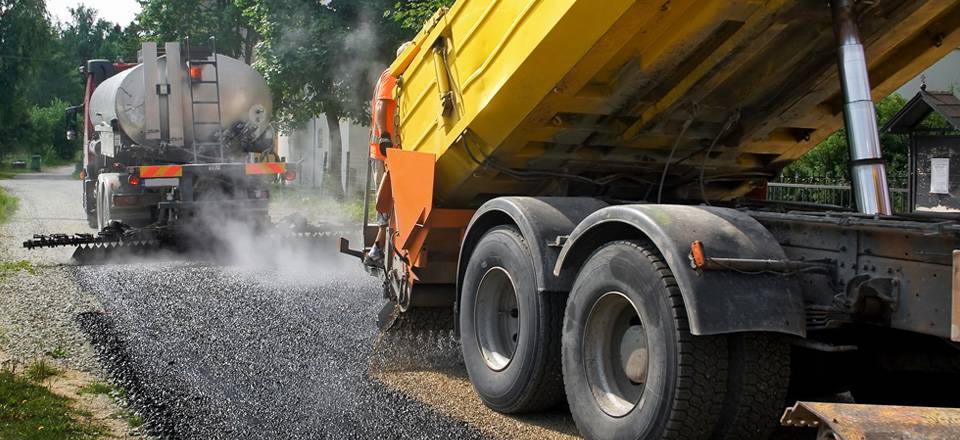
(711, 333, 791, 440)
(562, 240, 727, 440)
(459, 225, 565, 413)
(83, 181, 98, 229)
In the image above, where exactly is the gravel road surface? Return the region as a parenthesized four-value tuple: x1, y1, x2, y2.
(3, 169, 578, 439)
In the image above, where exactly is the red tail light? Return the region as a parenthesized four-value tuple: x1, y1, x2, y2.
(127, 175, 141, 186)
(284, 170, 297, 182)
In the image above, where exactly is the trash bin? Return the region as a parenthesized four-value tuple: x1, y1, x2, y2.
(30, 154, 41, 171)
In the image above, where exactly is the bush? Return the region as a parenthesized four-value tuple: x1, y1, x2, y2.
(23, 99, 79, 165)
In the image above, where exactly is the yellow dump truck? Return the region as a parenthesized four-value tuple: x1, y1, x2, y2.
(342, 1, 960, 438)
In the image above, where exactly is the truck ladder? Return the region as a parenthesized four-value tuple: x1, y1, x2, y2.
(185, 37, 225, 162)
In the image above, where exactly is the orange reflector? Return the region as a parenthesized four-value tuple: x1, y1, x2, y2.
(190, 66, 203, 80)
(79, 169, 87, 180)
(691, 241, 706, 269)
(139, 165, 183, 178)
(245, 162, 286, 175)
(128, 175, 140, 186)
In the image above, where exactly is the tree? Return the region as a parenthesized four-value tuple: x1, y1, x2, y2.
(0, 0, 52, 156)
(781, 93, 942, 181)
(137, 0, 258, 63)
(244, 0, 406, 199)
(387, 0, 454, 31)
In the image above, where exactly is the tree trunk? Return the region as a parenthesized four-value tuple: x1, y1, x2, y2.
(325, 112, 344, 200)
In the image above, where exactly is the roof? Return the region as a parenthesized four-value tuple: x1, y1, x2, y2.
(882, 91, 960, 134)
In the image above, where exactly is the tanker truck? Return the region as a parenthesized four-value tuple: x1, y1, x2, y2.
(342, 1, 960, 438)
(25, 40, 291, 257)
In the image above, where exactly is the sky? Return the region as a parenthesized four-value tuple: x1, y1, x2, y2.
(47, 0, 141, 26)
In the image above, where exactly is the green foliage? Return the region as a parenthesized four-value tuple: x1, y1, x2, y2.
(0, 367, 105, 439)
(22, 99, 78, 162)
(386, 0, 454, 30)
(0, 0, 53, 155)
(0, 188, 18, 224)
(0, 260, 37, 279)
(243, 0, 407, 127)
(23, 360, 60, 383)
(76, 382, 113, 396)
(0, 2, 138, 159)
(47, 345, 68, 360)
(59, 5, 137, 62)
(138, 0, 258, 63)
(780, 94, 953, 180)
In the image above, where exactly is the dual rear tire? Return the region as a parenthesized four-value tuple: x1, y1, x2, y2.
(459, 226, 565, 413)
(460, 231, 790, 439)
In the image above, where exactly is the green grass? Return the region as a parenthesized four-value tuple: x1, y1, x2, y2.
(269, 185, 370, 224)
(0, 187, 17, 223)
(117, 409, 143, 429)
(0, 368, 105, 439)
(76, 382, 113, 396)
(23, 360, 60, 383)
(0, 260, 37, 281)
(47, 346, 68, 360)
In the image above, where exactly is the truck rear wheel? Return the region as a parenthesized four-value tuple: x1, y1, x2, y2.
(562, 240, 727, 440)
(459, 225, 565, 413)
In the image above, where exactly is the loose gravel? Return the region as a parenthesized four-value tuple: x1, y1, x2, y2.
(75, 261, 485, 439)
(4, 170, 579, 439)
(0, 170, 104, 373)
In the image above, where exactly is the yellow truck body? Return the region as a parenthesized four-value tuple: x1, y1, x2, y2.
(391, 0, 960, 206)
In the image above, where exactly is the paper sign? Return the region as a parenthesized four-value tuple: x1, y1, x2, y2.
(931, 158, 951, 194)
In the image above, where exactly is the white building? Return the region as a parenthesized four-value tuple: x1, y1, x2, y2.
(277, 115, 370, 199)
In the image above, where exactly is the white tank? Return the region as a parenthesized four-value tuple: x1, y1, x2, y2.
(89, 53, 272, 149)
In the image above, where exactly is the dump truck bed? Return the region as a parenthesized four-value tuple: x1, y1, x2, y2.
(392, 0, 960, 206)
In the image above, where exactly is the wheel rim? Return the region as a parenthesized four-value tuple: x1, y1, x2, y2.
(474, 266, 520, 372)
(582, 291, 649, 418)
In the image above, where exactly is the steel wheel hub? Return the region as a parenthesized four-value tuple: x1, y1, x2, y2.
(583, 291, 649, 417)
(474, 267, 520, 371)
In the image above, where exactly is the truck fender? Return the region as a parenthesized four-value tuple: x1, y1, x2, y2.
(454, 197, 608, 333)
(553, 204, 806, 337)
(457, 197, 609, 294)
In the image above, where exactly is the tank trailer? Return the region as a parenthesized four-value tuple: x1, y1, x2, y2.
(25, 40, 296, 259)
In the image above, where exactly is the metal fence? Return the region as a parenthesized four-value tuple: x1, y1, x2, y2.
(767, 175, 910, 213)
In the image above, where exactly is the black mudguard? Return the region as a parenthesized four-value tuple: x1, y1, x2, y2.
(554, 204, 805, 337)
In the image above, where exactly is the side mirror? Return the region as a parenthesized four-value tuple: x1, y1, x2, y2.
(65, 105, 82, 141)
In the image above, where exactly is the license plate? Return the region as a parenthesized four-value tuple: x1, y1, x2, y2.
(143, 177, 179, 187)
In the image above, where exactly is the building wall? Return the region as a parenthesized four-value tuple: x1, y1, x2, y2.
(277, 115, 370, 199)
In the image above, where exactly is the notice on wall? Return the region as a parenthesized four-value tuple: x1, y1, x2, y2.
(931, 158, 951, 194)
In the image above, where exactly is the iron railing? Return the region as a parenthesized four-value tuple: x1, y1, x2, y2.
(767, 174, 910, 213)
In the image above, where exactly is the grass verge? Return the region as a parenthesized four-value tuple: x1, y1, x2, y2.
(0, 363, 105, 439)
(76, 382, 113, 396)
(0, 187, 17, 223)
(269, 185, 370, 224)
(0, 260, 37, 281)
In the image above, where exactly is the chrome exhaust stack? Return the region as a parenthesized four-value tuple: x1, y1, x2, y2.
(831, 0, 892, 215)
